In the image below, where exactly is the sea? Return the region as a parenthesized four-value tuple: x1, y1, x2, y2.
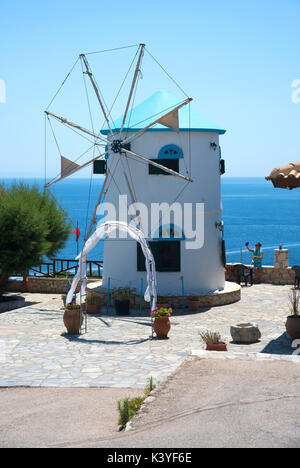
(1, 177, 300, 267)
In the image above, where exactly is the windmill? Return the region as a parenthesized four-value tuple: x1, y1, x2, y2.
(44, 43, 228, 304)
(44, 43, 193, 243)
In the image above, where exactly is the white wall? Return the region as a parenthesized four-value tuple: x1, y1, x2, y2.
(101, 130, 225, 294)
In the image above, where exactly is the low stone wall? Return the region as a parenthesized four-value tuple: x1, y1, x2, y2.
(6, 277, 99, 294)
(226, 263, 295, 285)
(87, 281, 241, 309)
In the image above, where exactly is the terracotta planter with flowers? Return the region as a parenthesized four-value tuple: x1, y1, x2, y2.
(152, 307, 172, 339)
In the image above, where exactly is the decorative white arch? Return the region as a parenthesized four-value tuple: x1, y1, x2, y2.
(66, 221, 157, 312)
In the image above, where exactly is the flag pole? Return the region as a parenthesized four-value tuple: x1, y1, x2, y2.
(76, 221, 79, 257)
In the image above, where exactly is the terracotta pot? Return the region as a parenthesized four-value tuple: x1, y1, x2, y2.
(206, 342, 227, 352)
(63, 308, 83, 335)
(187, 298, 200, 312)
(286, 316, 300, 340)
(87, 304, 101, 314)
(153, 317, 171, 339)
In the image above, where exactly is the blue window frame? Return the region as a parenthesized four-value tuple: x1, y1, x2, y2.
(158, 144, 183, 159)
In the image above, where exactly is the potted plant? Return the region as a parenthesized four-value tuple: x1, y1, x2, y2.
(63, 303, 83, 335)
(152, 307, 172, 339)
(286, 289, 300, 340)
(199, 330, 227, 352)
(113, 287, 136, 316)
(86, 295, 102, 314)
(187, 295, 201, 312)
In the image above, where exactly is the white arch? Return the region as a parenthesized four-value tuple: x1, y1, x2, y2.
(66, 221, 157, 311)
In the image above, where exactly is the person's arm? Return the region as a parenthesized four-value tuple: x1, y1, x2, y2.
(245, 243, 254, 253)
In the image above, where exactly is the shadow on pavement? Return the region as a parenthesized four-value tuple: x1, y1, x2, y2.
(261, 332, 294, 355)
(62, 334, 151, 346)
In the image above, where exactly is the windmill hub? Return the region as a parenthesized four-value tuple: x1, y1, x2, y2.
(111, 139, 123, 153)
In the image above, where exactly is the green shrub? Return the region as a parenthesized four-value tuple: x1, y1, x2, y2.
(65, 303, 80, 310)
(117, 377, 158, 428)
(87, 295, 103, 305)
(0, 182, 71, 298)
(118, 398, 129, 426)
(144, 376, 156, 396)
(112, 287, 137, 302)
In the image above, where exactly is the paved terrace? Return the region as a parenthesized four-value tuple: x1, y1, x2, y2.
(0, 284, 297, 388)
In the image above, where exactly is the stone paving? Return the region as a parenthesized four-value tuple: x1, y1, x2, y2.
(0, 284, 297, 388)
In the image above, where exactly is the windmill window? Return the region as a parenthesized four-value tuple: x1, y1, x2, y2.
(137, 241, 181, 272)
(93, 160, 107, 174)
(148, 158, 179, 175)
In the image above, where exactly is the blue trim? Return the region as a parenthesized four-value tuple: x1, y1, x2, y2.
(105, 145, 109, 160)
(158, 144, 183, 159)
(101, 128, 226, 135)
(153, 223, 185, 241)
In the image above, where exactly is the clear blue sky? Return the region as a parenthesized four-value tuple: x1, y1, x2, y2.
(0, 0, 299, 178)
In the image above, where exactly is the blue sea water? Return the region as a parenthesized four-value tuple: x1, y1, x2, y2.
(1, 177, 300, 266)
(222, 178, 300, 266)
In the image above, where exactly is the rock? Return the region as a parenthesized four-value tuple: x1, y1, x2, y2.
(230, 323, 261, 344)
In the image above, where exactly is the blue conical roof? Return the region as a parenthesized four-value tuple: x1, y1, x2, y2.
(101, 90, 226, 135)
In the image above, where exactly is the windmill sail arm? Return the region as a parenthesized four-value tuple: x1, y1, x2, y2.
(80, 54, 113, 136)
(45, 149, 110, 188)
(119, 44, 145, 137)
(45, 110, 107, 144)
(124, 148, 193, 182)
(122, 97, 192, 145)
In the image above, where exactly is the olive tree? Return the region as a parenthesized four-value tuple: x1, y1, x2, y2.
(0, 182, 72, 298)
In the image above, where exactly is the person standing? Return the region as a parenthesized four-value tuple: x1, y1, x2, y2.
(245, 242, 263, 281)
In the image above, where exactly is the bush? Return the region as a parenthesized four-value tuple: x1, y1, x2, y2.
(117, 397, 145, 427)
(117, 377, 158, 428)
(0, 182, 71, 298)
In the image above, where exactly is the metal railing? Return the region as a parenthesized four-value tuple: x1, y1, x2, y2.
(16, 258, 103, 278)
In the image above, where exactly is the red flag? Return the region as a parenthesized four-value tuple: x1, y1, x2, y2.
(72, 227, 80, 242)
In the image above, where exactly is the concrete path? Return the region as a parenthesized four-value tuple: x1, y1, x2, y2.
(2, 357, 299, 448)
(88, 357, 300, 448)
(0, 285, 296, 388)
(0, 387, 141, 448)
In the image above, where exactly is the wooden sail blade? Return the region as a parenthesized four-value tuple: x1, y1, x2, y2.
(45, 110, 107, 144)
(124, 148, 193, 182)
(157, 108, 179, 132)
(119, 44, 145, 137)
(61, 156, 80, 178)
(121, 97, 192, 145)
(45, 149, 110, 188)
